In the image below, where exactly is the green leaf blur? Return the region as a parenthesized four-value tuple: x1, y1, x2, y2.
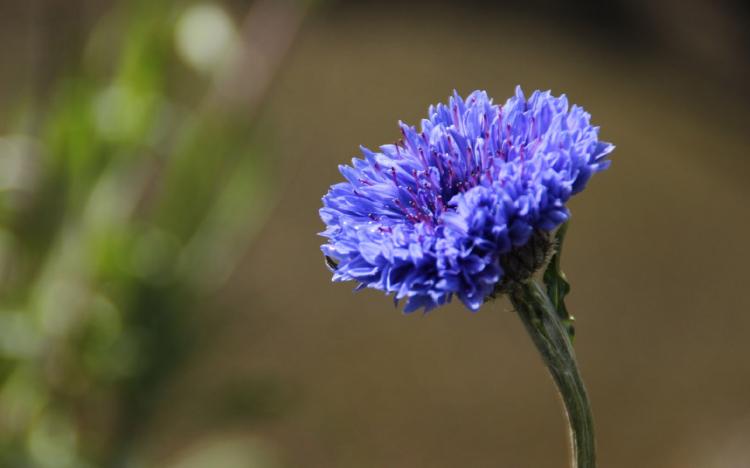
(0, 2, 285, 466)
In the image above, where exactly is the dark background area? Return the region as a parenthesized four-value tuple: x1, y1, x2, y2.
(1, 1, 749, 467)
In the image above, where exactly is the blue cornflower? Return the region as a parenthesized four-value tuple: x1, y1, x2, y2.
(320, 87, 613, 312)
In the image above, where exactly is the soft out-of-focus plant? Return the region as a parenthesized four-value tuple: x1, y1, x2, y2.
(0, 1, 303, 466)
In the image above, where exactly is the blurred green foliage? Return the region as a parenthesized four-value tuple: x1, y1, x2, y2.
(0, 2, 278, 466)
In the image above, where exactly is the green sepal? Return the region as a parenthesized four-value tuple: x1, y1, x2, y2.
(543, 222, 575, 342)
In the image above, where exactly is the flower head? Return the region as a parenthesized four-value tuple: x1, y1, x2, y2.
(320, 87, 613, 312)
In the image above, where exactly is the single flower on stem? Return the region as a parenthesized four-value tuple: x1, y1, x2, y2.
(320, 87, 614, 468)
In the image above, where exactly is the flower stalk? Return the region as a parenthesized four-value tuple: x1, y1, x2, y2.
(510, 279, 596, 468)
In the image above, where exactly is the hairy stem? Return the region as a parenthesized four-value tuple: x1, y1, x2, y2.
(510, 279, 596, 468)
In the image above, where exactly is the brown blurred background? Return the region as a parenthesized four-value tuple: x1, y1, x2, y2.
(1, 1, 749, 467)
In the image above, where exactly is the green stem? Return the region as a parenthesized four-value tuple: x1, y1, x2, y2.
(509, 279, 596, 468)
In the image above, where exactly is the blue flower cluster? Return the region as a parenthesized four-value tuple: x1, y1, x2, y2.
(320, 87, 613, 312)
